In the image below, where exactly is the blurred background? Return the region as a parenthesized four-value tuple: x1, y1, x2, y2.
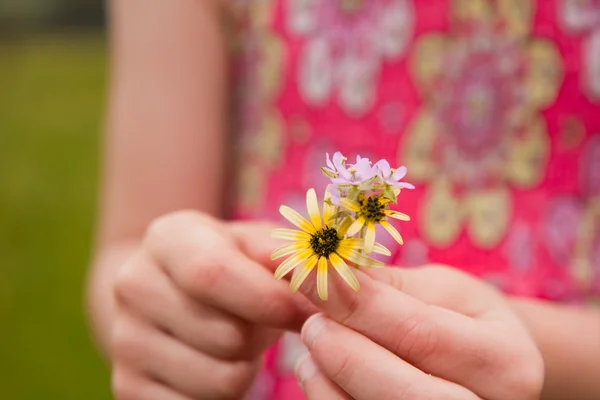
(0, 1, 111, 398)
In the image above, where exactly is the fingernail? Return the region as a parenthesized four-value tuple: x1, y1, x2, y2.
(302, 313, 326, 349)
(295, 353, 318, 384)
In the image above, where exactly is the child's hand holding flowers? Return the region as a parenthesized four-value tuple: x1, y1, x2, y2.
(270, 153, 544, 400)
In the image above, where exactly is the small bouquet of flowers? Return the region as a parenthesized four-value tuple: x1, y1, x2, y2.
(270, 152, 414, 300)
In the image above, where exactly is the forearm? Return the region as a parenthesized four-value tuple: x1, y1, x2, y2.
(509, 297, 600, 400)
(86, 241, 140, 358)
(88, 0, 230, 356)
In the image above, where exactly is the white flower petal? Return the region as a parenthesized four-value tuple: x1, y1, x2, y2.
(329, 253, 359, 291)
(364, 223, 376, 254)
(340, 239, 391, 256)
(271, 228, 312, 241)
(306, 188, 322, 230)
(270, 242, 310, 260)
(345, 216, 366, 237)
(290, 254, 319, 292)
(323, 188, 336, 223)
(274, 249, 315, 280)
(337, 246, 384, 268)
(280, 205, 316, 233)
(316, 257, 328, 300)
(340, 198, 361, 213)
(381, 220, 404, 245)
(384, 210, 411, 221)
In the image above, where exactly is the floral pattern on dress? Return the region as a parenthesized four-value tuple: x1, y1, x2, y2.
(559, 0, 600, 102)
(403, 0, 563, 248)
(285, 0, 414, 116)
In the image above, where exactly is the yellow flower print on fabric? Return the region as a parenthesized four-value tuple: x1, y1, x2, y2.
(403, 0, 563, 248)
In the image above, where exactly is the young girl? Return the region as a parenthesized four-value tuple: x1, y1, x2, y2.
(88, 0, 600, 398)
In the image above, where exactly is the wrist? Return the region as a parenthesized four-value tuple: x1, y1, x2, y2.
(508, 297, 600, 400)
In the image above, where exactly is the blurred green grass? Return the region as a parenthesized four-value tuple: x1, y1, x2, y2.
(0, 32, 111, 399)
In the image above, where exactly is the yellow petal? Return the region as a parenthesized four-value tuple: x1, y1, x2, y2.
(372, 242, 392, 256)
(317, 257, 328, 301)
(323, 188, 337, 223)
(339, 239, 391, 256)
(384, 210, 410, 221)
(337, 217, 353, 236)
(339, 197, 361, 212)
(290, 254, 319, 293)
(270, 242, 310, 260)
(306, 188, 322, 230)
(274, 249, 314, 280)
(336, 246, 384, 268)
(279, 205, 316, 234)
(271, 228, 312, 241)
(345, 216, 366, 237)
(364, 223, 376, 254)
(381, 220, 404, 245)
(329, 253, 359, 291)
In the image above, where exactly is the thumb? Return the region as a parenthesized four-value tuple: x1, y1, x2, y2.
(228, 220, 283, 271)
(228, 220, 319, 320)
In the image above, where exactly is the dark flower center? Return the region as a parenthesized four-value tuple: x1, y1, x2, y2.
(359, 195, 386, 222)
(310, 226, 340, 258)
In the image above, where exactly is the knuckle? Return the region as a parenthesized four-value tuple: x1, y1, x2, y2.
(213, 361, 257, 399)
(110, 320, 145, 365)
(217, 323, 254, 359)
(328, 347, 355, 389)
(111, 368, 141, 400)
(185, 252, 229, 297)
(392, 311, 439, 363)
(506, 349, 545, 399)
(336, 291, 362, 327)
(146, 210, 203, 238)
(113, 260, 145, 306)
(144, 210, 218, 250)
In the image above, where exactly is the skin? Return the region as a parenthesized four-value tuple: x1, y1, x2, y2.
(295, 266, 543, 400)
(88, 1, 600, 399)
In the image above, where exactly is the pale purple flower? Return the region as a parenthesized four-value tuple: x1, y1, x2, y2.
(323, 152, 378, 186)
(375, 160, 415, 189)
(323, 152, 351, 181)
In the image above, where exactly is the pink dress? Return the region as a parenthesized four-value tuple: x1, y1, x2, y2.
(228, 0, 600, 398)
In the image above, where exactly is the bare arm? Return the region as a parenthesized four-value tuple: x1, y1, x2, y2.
(509, 297, 600, 399)
(87, 0, 229, 354)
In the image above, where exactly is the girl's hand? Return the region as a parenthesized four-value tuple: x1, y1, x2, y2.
(295, 265, 544, 400)
(109, 212, 312, 400)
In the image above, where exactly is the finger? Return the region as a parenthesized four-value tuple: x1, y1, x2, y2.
(295, 354, 351, 400)
(364, 264, 504, 317)
(111, 312, 258, 399)
(112, 367, 192, 400)
(298, 268, 521, 399)
(114, 254, 280, 360)
(301, 314, 481, 400)
(145, 211, 314, 331)
(228, 220, 283, 270)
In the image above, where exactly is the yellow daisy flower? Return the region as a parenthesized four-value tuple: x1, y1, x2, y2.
(271, 188, 390, 300)
(340, 194, 410, 254)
